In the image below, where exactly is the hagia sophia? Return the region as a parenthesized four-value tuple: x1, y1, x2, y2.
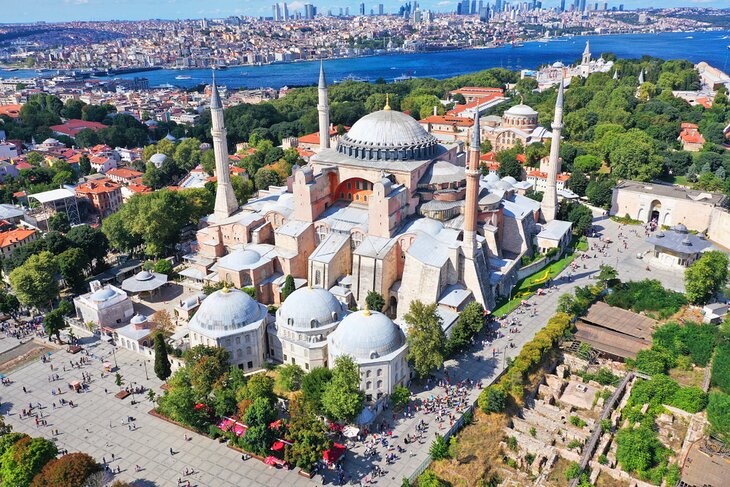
(179, 65, 572, 413)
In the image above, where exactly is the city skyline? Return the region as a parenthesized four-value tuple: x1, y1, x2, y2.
(2, 0, 726, 23)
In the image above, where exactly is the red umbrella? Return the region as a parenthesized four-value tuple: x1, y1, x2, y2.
(271, 441, 285, 451)
(264, 456, 277, 465)
(269, 419, 283, 430)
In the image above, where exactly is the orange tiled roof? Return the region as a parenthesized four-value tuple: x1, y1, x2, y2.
(75, 178, 120, 194)
(126, 183, 152, 194)
(0, 104, 22, 118)
(447, 92, 504, 116)
(49, 119, 107, 137)
(106, 168, 144, 179)
(678, 123, 705, 144)
(419, 115, 474, 126)
(0, 227, 36, 249)
(527, 169, 571, 182)
(480, 151, 497, 162)
(298, 126, 344, 145)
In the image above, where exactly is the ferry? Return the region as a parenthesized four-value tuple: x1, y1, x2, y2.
(175, 75, 192, 80)
(394, 72, 416, 82)
(335, 74, 368, 83)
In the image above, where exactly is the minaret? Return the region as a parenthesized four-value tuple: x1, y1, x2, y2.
(317, 60, 330, 150)
(210, 71, 238, 222)
(541, 80, 564, 222)
(463, 111, 481, 256)
(613, 69, 618, 80)
(638, 68, 645, 85)
(582, 40, 591, 65)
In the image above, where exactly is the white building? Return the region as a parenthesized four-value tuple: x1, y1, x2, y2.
(327, 309, 409, 406)
(267, 287, 347, 371)
(116, 313, 156, 352)
(73, 281, 134, 329)
(187, 288, 269, 371)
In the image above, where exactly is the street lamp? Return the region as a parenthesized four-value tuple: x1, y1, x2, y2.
(142, 360, 149, 381)
(111, 347, 118, 369)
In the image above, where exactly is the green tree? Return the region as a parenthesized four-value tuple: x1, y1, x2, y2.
(596, 265, 618, 289)
(447, 301, 485, 354)
(275, 364, 304, 392)
(405, 300, 445, 377)
(685, 251, 729, 304)
(585, 176, 614, 209)
(254, 168, 281, 190)
(497, 150, 522, 179)
(391, 385, 411, 408)
(285, 395, 331, 471)
(47, 213, 70, 233)
(281, 274, 295, 301)
(321, 355, 364, 422)
(153, 333, 171, 381)
(66, 225, 108, 269)
(557, 202, 593, 236)
(0, 436, 58, 487)
(9, 251, 59, 310)
(365, 291, 386, 312)
(572, 154, 602, 174)
(43, 309, 67, 343)
(301, 367, 333, 408)
(615, 425, 667, 474)
(239, 373, 276, 404)
(0, 289, 21, 320)
(57, 248, 89, 294)
(240, 397, 277, 455)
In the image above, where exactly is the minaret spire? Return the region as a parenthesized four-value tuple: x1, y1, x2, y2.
(582, 40, 591, 65)
(210, 70, 238, 222)
(463, 111, 481, 256)
(317, 60, 330, 150)
(541, 79, 564, 222)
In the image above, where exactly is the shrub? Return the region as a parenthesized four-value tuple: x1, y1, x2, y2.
(506, 435, 518, 451)
(429, 435, 449, 460)
(529, 426, 536, 437)
(478, 385, 508, 413)
(712, 342, 730, 394)
(631, 349, 674, 376)
(707, 391, 730, 443)
(615, 425, 669, 474)
(598, 454, 609, 465)
(569, 415, 587, 428)
(566, 439, 582, 450)
(670, 386, 708, 413)
(565, 461, 581, 480)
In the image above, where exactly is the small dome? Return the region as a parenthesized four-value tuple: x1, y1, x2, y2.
(328, 310, 406, 360)
(130, 314, 147, 325)
(480, 191, 502, 206)
(672, 223, 688, 234)
(495, 180, 514, 191)
(485, 172, 500, 184)
(135, 270, 154, 281)
(189, 288, 263, 332)
(43, 138, 59, 145)
(408, 218, 445, 236)
(505, 104, 538, 117)
(503, 176, 518, 185)
(90, 288, 117, 302)
(552, 61, 564, 68)
(149, 153, 167, 165)
(278, 287, 343, 330)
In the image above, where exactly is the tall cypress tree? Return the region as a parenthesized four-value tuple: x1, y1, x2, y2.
(153, 332, 171, 381)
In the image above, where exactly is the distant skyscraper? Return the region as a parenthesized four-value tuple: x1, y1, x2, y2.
(619, 4, 624, 10)
(272, 3, 282, 21)
(345, 7, 350, 15)
(379, 3, 384, 15)
(579, 0, 586, 12)
(283, 2, 289, 20)
(359, 2, 365, 15)
(495, 0, 503, 13)
(560, 0, 565, 11)
(471, 0, 477, 14)
(339, 7, 343, 15)
(304, 3, 314, 19)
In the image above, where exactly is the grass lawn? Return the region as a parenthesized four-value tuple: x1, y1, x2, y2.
(659, 174, 691, 187)
(493, 249, 578, 317)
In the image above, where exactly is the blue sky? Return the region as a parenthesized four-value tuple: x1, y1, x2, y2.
(2, 0, 726, 23)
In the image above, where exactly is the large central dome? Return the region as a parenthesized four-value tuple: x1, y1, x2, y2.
(337, 109, 438, 161)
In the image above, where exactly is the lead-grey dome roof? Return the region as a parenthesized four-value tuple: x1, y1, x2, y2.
(505, 104, 538, 116)
(328, 310, 406, 360)
(149, 153, 167, 165)
(91, 288, 117, 302)
(337, 109, 438, 161)
(278, 287, 343, 330)
(189, 288, 263, 333)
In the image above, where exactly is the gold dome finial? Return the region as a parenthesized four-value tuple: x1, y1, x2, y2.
(384, 94, 391, 111)
(222, 285, 229, 294)
(363, 301, 371, 317)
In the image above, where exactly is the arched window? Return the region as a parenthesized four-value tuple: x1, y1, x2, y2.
(315, 270, 321, 285)
(366, 381, 372, 390)
(376, 380, 383, 389)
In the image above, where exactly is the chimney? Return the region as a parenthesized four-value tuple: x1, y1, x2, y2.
(433, 106, 438, 116)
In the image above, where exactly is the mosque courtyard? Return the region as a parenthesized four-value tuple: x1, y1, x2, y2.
(0, 213, 687, 486)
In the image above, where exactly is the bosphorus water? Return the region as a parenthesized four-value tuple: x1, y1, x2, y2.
(4, 30, 729, 89)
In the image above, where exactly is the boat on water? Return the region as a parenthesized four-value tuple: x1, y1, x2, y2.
(394, 73, 416, 82)
(175, 75, 192, 80)
(335, 74, 368, 83)
(4, 68, 18, 72)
